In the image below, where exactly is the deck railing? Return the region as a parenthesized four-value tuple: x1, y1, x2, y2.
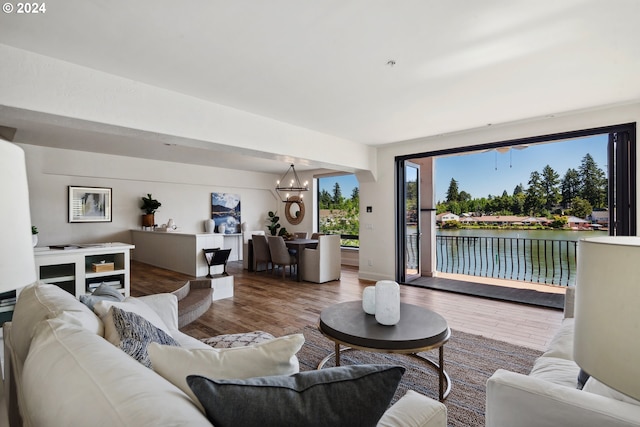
(433, 235, 578, 286)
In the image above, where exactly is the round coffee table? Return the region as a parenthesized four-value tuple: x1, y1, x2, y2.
(318, 300, 451, 401)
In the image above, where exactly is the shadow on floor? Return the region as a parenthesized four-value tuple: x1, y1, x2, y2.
(403, 276, 565, 310)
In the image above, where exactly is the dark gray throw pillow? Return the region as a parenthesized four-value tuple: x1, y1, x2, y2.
(79, 283, 125, 310)
(187, 364, 405, 427)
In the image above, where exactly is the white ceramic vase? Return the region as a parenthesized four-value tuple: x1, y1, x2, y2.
(218, 223, 226, 234)
(362, 286, 376, 315)
(375, 280, 400, 326)
(204, 219, 215, 233)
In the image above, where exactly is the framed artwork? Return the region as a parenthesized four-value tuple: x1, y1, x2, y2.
(68, 186, 112, 223)
(211, 192, 241, 233)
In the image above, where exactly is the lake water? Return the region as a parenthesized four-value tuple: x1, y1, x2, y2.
(419, 228, 609, 286)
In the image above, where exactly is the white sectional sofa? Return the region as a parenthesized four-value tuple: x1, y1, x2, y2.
(3, 282, 447, 427)
(486, 287, 640, 427)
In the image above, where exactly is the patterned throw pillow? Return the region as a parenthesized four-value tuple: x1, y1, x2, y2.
(79, 283, 125, 311)
(200, 331, 276, 348)
(109, 306, 180, 368)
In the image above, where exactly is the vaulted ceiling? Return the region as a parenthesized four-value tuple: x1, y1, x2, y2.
(1, 0, 640, 172)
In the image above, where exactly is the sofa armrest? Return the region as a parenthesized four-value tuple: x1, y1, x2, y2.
(486, 369, 640, 427)
(137, 293, 179, 331)
(377, 390, 446, 427)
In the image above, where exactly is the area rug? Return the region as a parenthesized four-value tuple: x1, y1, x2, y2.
(295, 325, 542, 427)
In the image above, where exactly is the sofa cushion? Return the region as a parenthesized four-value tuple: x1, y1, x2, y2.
(79, 283, 125, 310)
(377, 390, 447, 427)
(187, 364, 405, 427)
(148, 333, 304, 411)
(105, 306, 180, 368)
(12, 282, 103, 363)
(541, 317, 574, 360)
(21, 316, 210, 427)
(529, 356, 581, 388)
(94, 297, 172, 335)
(583, 377, 640, 406)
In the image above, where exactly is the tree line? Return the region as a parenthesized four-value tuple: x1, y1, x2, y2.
(438, 153, 607, 218)
(319, 182, 360, 237)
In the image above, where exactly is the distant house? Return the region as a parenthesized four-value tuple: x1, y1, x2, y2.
(566, 216, 590, 229)
(436, 212, 459, 223)
(589, 210, 609, 226)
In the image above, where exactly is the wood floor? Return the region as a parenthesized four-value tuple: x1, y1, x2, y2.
(130, 260, 564, 352)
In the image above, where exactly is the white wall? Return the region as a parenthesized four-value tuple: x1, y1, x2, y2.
(358, 102, 640, 282)
(20, 144, 316, 248)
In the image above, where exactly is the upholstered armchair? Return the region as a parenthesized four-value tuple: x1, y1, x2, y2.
(301, 234, 341, 283)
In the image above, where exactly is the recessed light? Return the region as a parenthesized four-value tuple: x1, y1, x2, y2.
(387, 60, 396, 67)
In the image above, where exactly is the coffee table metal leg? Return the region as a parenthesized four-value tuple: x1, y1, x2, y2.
(410, 351, 451, 402)
(439, 346, 444, 401)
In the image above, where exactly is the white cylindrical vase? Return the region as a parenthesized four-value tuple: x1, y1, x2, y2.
(204, 219, 215, 233)
(218, 223, 226, 234)
(362, 286, 376, 315)
(375, 280, 400, 326)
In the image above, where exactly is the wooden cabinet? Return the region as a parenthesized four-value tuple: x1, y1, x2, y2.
(34, 243, 134, 297)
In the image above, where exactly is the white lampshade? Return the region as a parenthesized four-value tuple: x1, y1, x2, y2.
(574, 236, 640, 400)
(0, 140, 36, 292)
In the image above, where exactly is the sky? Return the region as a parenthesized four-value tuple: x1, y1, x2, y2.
(318, 174, 358, 199)
(317, 134, 608, 203)
(435, 134, 608, 202)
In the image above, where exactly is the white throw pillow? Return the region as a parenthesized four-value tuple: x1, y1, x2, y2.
(94, 297, 172, 340)
(148, 333, 305, 412)
(583, 377, 640, 406)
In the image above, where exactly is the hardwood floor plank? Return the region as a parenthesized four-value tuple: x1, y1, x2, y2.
(130, 260, 564, 351)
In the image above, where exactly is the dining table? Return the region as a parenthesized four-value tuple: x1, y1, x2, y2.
(247, 237, 318, 282)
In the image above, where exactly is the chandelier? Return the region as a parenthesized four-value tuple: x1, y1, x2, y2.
(275, 164, 309, 202)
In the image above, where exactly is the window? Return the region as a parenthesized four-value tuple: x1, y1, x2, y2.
(317, 174, 359, 247)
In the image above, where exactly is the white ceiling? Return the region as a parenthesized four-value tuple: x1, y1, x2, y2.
(1, 0, 640, 172)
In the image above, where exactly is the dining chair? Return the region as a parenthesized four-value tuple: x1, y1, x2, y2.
(252, 234, 272, 273)
(294, 232, 308, 239)
(311, 232, 324, 240)
(267, 236, 297, 279)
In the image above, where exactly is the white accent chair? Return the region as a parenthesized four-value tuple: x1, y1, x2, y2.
(301, 234, 341, 283)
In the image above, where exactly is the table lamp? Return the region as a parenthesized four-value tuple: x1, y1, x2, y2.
(574, 236, 640, 400)
(0, 140, 37, 293)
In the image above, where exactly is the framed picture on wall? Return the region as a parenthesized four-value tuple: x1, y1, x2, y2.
(68, 186, 112, 223)
(211, 192, 241, 233)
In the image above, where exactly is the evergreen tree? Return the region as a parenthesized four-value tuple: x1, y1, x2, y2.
(524, 171, 545, 215)
(332, 182, 343, 206)
(560, 168, 580, 209)
(579, 154, 607, 208)
(319, 189, 332, 208)
(513, 184, 524, 196)
(540, 165, 560, 210)
(446, 178, 459, 202)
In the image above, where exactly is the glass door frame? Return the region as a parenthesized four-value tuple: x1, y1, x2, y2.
(394, 122, 636, 283)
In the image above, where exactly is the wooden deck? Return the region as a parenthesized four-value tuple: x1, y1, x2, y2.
(130, 260, 564, 352)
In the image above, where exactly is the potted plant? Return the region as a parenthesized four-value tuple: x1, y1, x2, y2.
(140, 194, 161, 227)
(267, 211, 288, 236)
(31, 225, 38, 247)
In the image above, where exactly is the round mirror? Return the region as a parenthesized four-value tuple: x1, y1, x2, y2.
(284, 196, 305, 225)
